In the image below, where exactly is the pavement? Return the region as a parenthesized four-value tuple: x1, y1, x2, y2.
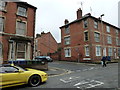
(44, 61, 118, 77)
(45, 66, 71, 77)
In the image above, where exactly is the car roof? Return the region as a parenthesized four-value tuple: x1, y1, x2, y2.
(0, 64, 11, 67)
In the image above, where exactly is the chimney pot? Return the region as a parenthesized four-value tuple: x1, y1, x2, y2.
(64, 19, 69, 24)
(77, 8, 82, 19)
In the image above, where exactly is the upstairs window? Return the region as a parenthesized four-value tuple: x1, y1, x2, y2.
(116, 37, 119, 45)
(106, 26, 110, 33)
(64, 36, 70, 45)
(94, 20, 98, 29)
(84, 32, 89, 41)
(116, 29, 119, 35)
(0, 17, 4, 32)
(107, 36, 112, 44)
(94, 32, 100, 42)
(65, 25, 70, 34)
(83, 19, 88, 28)
(16, 21, 26, 35)
(0, 1, 6, 11)
(17, 6, 27, 17)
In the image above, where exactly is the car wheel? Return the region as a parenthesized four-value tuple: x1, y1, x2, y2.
(28, 75, 41, 87)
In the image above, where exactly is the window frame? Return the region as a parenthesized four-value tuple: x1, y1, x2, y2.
(64, 25, 70, 34)
(108, 47, 113, 56)
(0, 1, 6, 11)
(96, 46, 101, 56)
(85, 46, 90, 56)
(94, 20, 98, 29)
(84, 31, 89, 41)
(64, 36, 70, 45)
(64, 47, 71, 57)
(16, 20, 26, 36)
(17, 6, 27, 17)
(0, 17, 4, 32)
(94, 32, 100, 42)
(16, 43, 26, 60)
(0, 42, 3, 59)
(106, 26, 110, 33)
(83, 19, 88, 28)
(107, 36, 112, 44)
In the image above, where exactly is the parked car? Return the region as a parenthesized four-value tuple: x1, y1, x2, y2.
(35, 56, 53, 62)
(0, 64, 48, 88)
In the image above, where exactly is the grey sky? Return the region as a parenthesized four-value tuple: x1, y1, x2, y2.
(23, 0, 119, 43)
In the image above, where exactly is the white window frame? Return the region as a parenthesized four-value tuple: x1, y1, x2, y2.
(106, 26, 110, 33)
(116, 37, 119, 45)
(94, 32, 100, 42)
(85, 46, 90, 56)
(83, 19, 88, 28)
(94, 20, 98, 29)
(84, 31, 89, 41)
(0, 17, 4, 32)
(65, 25, 70, 34)
(64, 47, 71, 57)
(0, 42, 3, 59)
(17, 43, 26, 60)
(16, 21, 26, 36)
(96, 46, 101, 56)
(64, 36, 70, 45)
(107, 36, 112, 44)
(116, 29, 119, 35)
(0, 1, 6, 11)
(108, 47, 112, 56)
(17, 6, 27, 17)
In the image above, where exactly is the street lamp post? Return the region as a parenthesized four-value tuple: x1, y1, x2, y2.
(100, 14, 106, 56)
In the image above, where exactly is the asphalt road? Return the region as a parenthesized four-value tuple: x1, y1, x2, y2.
(3, 61, 119, 90)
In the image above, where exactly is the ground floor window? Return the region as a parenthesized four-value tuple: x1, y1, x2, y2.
(118, 48, 120, 56)
(85, 46, 89, 56)
(0, 42, 2, 58)
(108, 48, 112, 56)
(96, 46, 101, 56)
(64, 48, 71, 57)
(17, 43, 26, 59)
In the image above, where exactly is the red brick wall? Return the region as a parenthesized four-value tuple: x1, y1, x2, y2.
(0, 2, 36, 62)
(36, 32, 58, 56)
(61, 17, 120, 62)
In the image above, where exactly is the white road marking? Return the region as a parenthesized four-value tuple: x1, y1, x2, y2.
(74, 79, 104, 89)
(60, 76, 81, 83)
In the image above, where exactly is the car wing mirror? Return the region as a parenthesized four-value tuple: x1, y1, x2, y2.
(19, 70, 24, 73)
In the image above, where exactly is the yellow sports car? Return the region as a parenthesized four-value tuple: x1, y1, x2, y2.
(0, 64, 48, 88)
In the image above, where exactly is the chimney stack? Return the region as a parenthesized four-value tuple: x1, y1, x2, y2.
(64, 19, 69, 24)
(77, 8, 82, 19)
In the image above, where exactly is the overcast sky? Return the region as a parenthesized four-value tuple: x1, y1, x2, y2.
(22, 0, 119, 43)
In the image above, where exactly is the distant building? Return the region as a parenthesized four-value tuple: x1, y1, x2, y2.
(0, 1, 37, 64)
(35, 32, 58, 56)
(60, 8, 120, 62)
(118, 1, 120, 28)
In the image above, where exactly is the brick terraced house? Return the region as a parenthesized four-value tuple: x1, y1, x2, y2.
(0, 0, 37, 64)
(35, 32, 58, 56)
(60, 8, 120, 62)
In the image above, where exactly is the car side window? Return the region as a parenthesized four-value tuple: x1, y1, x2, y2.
(0, 67, 6, 73)
(2, 66, 19, 73)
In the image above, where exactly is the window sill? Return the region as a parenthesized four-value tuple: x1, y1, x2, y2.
(0, 9, 7, 13)
(16, 13, 27, 18)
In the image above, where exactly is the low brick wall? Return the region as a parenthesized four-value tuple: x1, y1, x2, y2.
(7, 60, 48, 71)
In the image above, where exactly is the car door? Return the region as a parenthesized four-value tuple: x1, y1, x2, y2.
(1, 66, 23, 86)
